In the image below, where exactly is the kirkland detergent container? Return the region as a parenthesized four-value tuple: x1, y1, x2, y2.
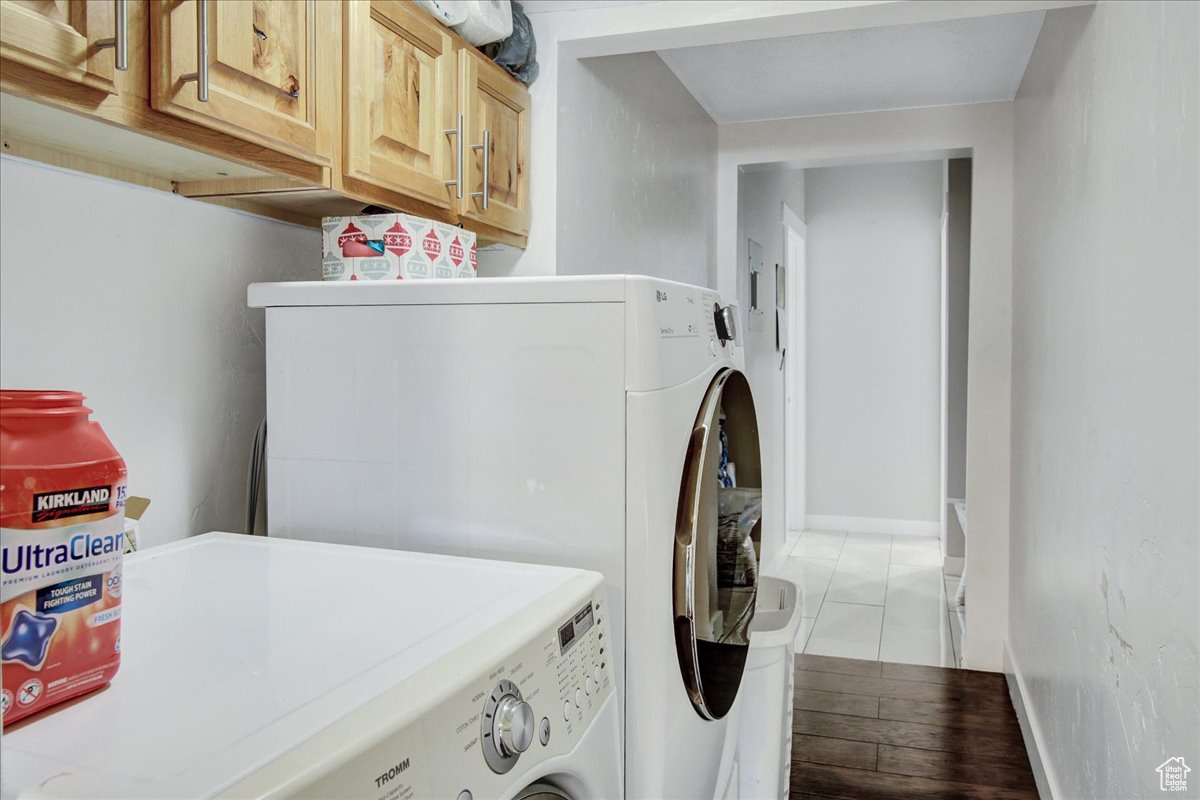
(737, 575, 803, 799)
(1, 391, 127, 725)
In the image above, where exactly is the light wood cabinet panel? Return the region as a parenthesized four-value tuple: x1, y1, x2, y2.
(458, 46, 529, 235)
(341, 0, 456, 211)
(1, 1, 529, 244)
(0, 0, 123, 93)
(151, 0, 329, 166)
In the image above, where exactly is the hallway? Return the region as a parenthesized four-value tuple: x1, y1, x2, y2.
(775, 531, 962, 667)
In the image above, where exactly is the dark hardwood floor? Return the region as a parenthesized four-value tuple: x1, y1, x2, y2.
(790, 654, 1039, 800)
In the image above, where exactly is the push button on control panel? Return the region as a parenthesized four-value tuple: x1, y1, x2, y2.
(539, 717, 551, 746)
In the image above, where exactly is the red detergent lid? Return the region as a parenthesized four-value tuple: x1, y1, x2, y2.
(0, 390, 90, 418)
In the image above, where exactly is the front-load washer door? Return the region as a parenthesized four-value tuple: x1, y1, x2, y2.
(513, 783, 572, 800)
(673, 368, 763, 721)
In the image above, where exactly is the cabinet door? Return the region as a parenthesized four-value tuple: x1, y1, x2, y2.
(459, 47, 529, 235)
(342, 0, 456, 210)
(0, 0, 120, 93)
(151, 0, 326, 166)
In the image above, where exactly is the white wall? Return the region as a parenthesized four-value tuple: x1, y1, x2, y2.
(498, 0, 1083, 281)
(0, 157, 318, 547)
(804, 161, 943, 526)
(736, 167, 805, 570)
(1009, 3, 1199, 798)
(556, 51, 715, 285)
(718, 102, 1013, 670)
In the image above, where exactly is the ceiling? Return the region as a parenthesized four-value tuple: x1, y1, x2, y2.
(520, 1, 653, 13)
(657, 11, 1046, 124)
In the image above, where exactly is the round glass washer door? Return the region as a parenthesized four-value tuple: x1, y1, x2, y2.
(673, 368, 763, 721)
(512, 783, 571, 800)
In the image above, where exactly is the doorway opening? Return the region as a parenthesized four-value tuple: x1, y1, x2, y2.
(738, 154, 972, 668)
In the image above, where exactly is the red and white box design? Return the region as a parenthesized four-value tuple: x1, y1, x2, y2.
(321, 214, 478, 281)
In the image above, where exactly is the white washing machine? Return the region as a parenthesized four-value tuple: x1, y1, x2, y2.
(1, 533, 621, 800)
(249, 275, 765, 800)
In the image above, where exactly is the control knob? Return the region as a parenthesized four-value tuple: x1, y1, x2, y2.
(481, 679, 532, 774)
(494, 695, 535, 756)
(714, 304, 737, 345)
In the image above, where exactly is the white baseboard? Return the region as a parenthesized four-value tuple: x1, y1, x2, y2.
(1004, 642, 1060, 800)
(943, 555, 964, 576)
(804, 514, 939, 537)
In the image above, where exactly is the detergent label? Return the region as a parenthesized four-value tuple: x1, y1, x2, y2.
(1, 505, 123, 720)
(1, 516, 124, 598)
(31, 484, 111, 523)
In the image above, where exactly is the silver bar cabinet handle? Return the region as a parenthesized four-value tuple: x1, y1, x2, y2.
(443, 113, 463, 199)
(180, 0, 210, 102)
(471, 129, 490, 211)
(95, 0, 128, 71)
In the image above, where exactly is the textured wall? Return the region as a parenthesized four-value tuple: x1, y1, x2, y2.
(736, 167, 805, 570)
(0, 157, 318, 546)
(804, 161, 944, 524)
(556, 51, 716, 286)
(1010, 3, 1199, 798)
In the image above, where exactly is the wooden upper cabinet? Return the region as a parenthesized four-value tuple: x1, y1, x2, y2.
(0, 0, 123, 94)
(342, 0, 456, 211)
(459, 47, 529, 236)
(151, 0, 328, 166)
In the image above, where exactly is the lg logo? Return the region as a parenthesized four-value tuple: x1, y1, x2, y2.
(656, 290, 668, 302)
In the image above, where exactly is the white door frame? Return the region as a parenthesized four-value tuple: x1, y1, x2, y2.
(939, 161, 950, 555)
(782, 203, 806, 536)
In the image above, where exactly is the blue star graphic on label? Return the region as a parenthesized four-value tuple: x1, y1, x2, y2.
(2, 608, 58, 669)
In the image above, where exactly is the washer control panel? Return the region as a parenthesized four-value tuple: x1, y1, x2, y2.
(227, 579, 614, 800)
(553, 596, 608, 735)
(424, 585, 613, 796)
(627, 278, 742, 392)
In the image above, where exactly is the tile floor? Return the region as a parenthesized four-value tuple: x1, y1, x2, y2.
(773, 531, 963, 668)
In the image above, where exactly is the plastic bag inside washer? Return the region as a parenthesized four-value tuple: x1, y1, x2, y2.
(718, 488, 761, 589)
(715, 488, 761, 645)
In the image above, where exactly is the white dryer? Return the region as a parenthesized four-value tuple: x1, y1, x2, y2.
(249, 276, 765, 800)
(1, 534, 621, 800)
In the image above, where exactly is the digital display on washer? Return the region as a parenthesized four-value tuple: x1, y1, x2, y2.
(558, 602, 595, 654)
(574, 604, 594, 636)
(558, 620, 575, 652)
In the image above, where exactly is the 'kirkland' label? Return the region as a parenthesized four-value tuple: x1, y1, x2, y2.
(31, 485, 112, 523)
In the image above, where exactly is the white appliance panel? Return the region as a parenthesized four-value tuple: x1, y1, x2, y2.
(265, 301, 628, 690)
